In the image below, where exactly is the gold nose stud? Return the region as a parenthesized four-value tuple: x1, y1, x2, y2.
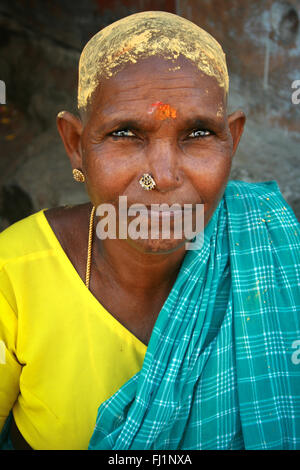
(139, 173, 156, 191)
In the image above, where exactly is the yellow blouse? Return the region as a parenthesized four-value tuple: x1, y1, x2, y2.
(0, 210, 147, 450)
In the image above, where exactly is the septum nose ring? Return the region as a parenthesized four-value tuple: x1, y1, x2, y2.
(139, 173, 156, 191)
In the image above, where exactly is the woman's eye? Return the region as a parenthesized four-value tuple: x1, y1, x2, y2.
(189, 129, 211, 138)
(111, 129, 135, 138)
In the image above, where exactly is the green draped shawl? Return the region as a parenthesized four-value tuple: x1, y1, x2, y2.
(89, 180, 300, 450)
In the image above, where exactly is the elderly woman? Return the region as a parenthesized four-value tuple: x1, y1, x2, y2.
(0, 11, 299, 451)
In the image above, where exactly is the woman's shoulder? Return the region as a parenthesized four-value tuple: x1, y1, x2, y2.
(225, 179, 298, 220)
(225, 179, 281, 198)
(0, 210, 48, 264)
(0, 203, 90, 270)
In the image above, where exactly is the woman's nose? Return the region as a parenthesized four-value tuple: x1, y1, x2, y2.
(147, 139, 182, 193)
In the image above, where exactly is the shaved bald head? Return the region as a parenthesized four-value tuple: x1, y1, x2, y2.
(77, 11, 229, 117)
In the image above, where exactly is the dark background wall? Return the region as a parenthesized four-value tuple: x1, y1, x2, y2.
(0, 0, 299, 229)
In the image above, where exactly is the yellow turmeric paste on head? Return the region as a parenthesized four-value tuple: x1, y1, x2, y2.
(77, 11, 229, 111)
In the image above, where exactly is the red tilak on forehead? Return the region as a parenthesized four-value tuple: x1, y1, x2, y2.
(148, 101, 177, 120)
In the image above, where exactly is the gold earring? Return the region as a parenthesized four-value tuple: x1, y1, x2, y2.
(139, 173, 156, 191)
(72, 168, 85, 183)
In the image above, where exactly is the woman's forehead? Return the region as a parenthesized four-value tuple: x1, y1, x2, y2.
(78, 11, 228, 113)
(90, 57, 226, 116)
(86, 58, 226, 129)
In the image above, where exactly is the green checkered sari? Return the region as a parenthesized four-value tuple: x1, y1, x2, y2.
(89, 180, 300, 450)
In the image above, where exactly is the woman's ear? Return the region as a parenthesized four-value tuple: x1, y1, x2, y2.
(227, 110, 246, 156)
(56, 111, 84, 170)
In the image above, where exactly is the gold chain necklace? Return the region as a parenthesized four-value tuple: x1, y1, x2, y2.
(85, 205, 96, 288)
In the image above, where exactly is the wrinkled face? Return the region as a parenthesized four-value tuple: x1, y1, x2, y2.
(79, 55, 237, 254)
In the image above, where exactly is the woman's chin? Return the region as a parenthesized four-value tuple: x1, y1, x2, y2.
(126, 235, 188, 254)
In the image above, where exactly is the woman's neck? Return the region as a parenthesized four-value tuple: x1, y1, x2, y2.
(92, 235, 186, 296)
